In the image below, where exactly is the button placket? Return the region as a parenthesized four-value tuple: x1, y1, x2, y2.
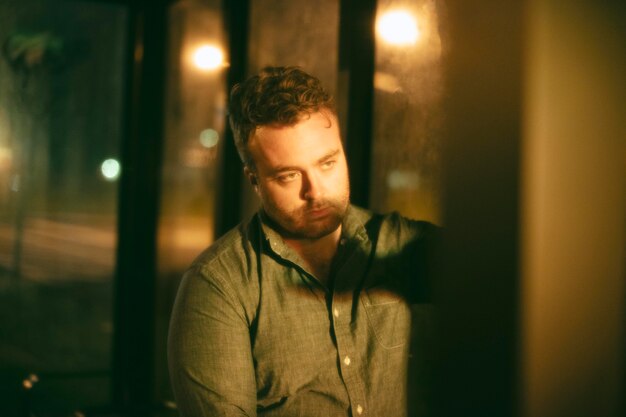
(330, 226, 372, 417)
(331, 292, 367, 417)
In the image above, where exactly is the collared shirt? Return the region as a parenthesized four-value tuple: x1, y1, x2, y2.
(168, 205, 439, 417)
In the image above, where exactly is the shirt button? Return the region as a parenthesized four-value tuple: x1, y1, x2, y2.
(344, 356, 351, 366)
(333, 308, 339, 318)
(340, 238, 347, 245)
(356, 404, 363, 414)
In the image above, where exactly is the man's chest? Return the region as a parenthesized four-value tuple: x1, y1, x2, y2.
(249, 262, 413, 393)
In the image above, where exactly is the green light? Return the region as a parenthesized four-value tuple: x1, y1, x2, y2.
(101, 158, 121, 181)
(199, 129, 219, 148)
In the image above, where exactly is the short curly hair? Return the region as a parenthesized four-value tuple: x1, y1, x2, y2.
(228, 66, 336, 169)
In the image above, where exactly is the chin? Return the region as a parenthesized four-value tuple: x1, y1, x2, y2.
(289, 217, 342, 240)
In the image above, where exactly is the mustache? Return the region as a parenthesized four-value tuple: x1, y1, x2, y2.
(302, 200, 337, 212)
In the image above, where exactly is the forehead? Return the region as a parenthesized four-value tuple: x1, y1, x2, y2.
(248, 112, 343, 172)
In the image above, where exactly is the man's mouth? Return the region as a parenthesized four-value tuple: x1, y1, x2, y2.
(306, 206, 331, 218)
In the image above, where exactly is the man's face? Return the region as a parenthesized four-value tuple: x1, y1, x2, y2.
(246, 111, 350, 240)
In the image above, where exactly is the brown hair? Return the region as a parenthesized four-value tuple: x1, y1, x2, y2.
(228, 66, 336, 169)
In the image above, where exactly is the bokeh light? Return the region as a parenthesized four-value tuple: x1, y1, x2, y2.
(101, 158, 121, 181)
(199, 129, 219, 148)
(192, 45, 224, 71)
(376, 10, 420, 45)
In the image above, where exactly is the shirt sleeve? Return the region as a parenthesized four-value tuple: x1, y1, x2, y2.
(378, 213, 442, 304)
(168, 264, 257, 417)
(411, 220, 443, 304)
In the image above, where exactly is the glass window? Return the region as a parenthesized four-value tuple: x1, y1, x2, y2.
(155, 0, 228, 409)
(0, 0, 127, 414)
(248, 0, 339, 92)
(370, 0, 444, 224)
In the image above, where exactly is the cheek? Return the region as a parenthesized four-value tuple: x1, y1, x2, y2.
(333, 163, 350, 188)
(260, 183, 300, 208)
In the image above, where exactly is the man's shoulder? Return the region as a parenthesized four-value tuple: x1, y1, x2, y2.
(174, 216, 261, 326)
(187, 214, 260, 280)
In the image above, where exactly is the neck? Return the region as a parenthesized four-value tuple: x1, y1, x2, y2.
(284, 226, 342, 283)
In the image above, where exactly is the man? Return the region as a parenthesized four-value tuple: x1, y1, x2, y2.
(168, 66, 439, 417)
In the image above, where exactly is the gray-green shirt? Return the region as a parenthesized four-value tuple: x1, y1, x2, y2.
(168, 205, 438, 417)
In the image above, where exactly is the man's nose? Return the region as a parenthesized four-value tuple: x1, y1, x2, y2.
(302, 172, 323, 200)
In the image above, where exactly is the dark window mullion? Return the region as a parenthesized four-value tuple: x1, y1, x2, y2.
(339, 0, 377, 208)
(216, 0, 250, 237)
(112, 1, 169, 415)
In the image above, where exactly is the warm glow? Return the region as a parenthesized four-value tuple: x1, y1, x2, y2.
(376, 10, 420, 45)
(192, 45, 224, 70)
(0, 146, 12, 169)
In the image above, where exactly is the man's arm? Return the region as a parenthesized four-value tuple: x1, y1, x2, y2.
(168, 265, 257, 416)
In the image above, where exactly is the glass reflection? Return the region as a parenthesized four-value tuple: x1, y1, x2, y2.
(371, 0, 444, 224)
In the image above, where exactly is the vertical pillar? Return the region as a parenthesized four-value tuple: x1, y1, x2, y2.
(216, 0, 249, 237)
(436, 1, 524, 416)
(113, 2, 168, 415)
(338, 0, 376, 207)
(521, 2, 626, 416)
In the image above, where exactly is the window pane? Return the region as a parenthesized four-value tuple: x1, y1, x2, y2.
(370, 0, 444, 223)
(155, 0, 228, 409)
(0, 0, 127, 414)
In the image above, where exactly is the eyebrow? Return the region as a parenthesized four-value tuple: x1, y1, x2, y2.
(318, 149, 341, 163)
(269, 149, 341, 176)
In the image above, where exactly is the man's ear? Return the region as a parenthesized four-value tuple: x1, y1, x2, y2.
(244, 166, 260, 191)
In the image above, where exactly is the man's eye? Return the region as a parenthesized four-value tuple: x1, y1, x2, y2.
(321, 160, 336, 170)
(276, 172, 299, 183)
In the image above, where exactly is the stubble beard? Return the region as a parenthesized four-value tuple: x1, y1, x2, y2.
(263, 194, 350, 240)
